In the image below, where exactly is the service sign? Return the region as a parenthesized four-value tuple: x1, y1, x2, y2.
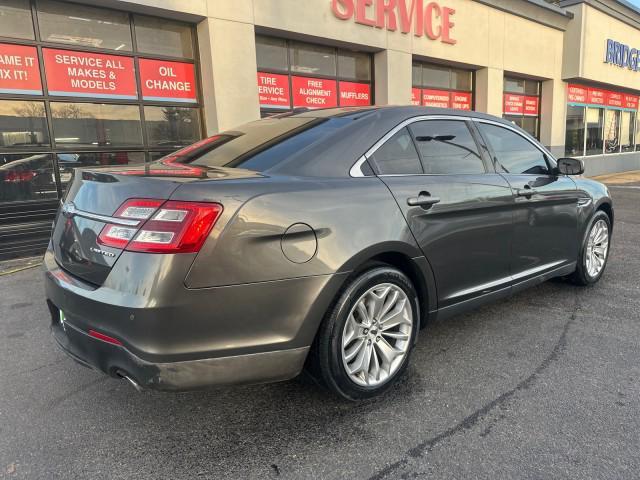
(606, 91, 623, 108)
(451, 91, 472, 110)
(43, 48, 136, 99)
(504, 94, 524, 114)
(0, 43, 42, 95)
(624, 94, 639, 110)
(139, 58, 197, 103)
(422, 89, 450, 108)
(257, 72, 290, 109)
(567, 84, 588, 103)
(339, 81, 371, 106)
(523, 96, 539, 116)
(411, 88, 421, 106)
(292, 76, 337, 108)
(587, 88, 606, 106)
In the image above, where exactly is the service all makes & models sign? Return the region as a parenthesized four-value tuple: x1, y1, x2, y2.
(139, 58, 197, 103)
(0, 43, 42, 95)
(292, 76, 337, 108)
(43, 48, 136, 99)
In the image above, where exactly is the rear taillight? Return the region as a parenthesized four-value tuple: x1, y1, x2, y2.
(97, 198, 222, 253)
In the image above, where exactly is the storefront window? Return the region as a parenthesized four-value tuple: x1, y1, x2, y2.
(290, 41, 336, 76)
(256, 36, 288, 71)
(503, 76, 541, 139)
(0, 0, 34, 40)
(37, 0, 132, 51)
(604, 109, 620, 154)
(0, 100, 49, 148)
(144, 106, 201, 148)
(620, 111, 634, 153)
(412, 62, 473, 110)
(50, 103, 142, 147)
(585, 108, 604, 156)
(134, 15, 193, 59)
(338, 51, 371, 81)
(0, 153, 57, 202)
(57, 151, 145, 185)
(565, 105, 585, 157)
(256, 36, 373, 114)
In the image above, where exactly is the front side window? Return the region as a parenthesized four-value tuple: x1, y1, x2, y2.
(565, 105, 585, 156)
(256, 36, 288, 71)
(290, 41, 336, 76)
(369, 128, 422, 175)
(620, 111, 634, 153)
(0, 0, 34, 40)
(409, 120, 484, 174)
(134, 15, 193, 58)
(144, 106, 201, 148)
(478, 123, 549, 175)
(604, 109, 620, 154)
(37, 0, 132, 51)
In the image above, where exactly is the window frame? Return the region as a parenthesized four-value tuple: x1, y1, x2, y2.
(411, 61, 475, 111)
(503, 76, 542, 140)
(473, 119, 555, 176)
(0, 0, 204, 203)
(350, 115, 497, 178)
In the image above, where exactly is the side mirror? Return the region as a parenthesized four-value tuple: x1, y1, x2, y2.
(557, 157, 584, 176)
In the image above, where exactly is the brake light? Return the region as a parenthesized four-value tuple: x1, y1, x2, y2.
(97, 198, 222, 253)
(88, 329, 123, 346)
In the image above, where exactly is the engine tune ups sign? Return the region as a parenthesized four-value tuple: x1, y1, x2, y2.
(604, 39, 640, 71)
(331, 0, 456, 44)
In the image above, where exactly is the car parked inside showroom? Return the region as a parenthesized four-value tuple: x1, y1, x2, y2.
(44, 106, 613, 400)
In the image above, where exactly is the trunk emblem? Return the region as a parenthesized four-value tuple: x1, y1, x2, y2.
(90, 247, 116, 258)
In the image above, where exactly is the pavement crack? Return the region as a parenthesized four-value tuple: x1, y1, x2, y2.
(368, 290, 581, 480)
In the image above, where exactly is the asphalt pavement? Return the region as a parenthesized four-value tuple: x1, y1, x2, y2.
(1, 185, 639, 479)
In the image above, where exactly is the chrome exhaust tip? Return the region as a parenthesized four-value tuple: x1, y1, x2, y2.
(116, 370, 143, 392)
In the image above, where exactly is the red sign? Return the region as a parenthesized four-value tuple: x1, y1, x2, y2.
(139, 58, 197, 103)
(567, 84, 588, 103)
(606, 91, 623, 108)
(523, 96, 539, 116)
(451, 91, 472, 110)
(504, 94, 524, 114)
(624, 94, 639, 110)
(339, 81, 371, 106)
(587, 87, 606, 106)
(0, 43, 41, 95)
(331, 0, 456, 44)
(422, 89, 450, 108)
(43, 48, 135, 99)
(292, 76, 337, 108)
(411, 88, 421, 106)
(257, 72, 290, 109)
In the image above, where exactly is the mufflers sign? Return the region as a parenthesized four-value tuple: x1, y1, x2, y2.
(331, 0, 456, 44)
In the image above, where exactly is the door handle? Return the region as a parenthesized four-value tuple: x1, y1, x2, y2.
(516, 186, 538, 197)
(407, 192, 441, 209)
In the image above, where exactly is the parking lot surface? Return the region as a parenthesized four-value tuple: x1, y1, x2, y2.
(1, 186, 639, 480)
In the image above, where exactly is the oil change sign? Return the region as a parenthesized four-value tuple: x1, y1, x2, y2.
(43, 48, 136, 99)
(0, 43, 42, 95)
(139, 58, 197, 103)
(292, 76, 337, 108)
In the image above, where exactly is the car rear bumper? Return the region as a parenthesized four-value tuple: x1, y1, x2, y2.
(49, 308, 308, 391)
(43, 246, 342, 391)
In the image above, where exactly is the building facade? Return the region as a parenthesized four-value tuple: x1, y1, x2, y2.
(0, 0, 639, 258)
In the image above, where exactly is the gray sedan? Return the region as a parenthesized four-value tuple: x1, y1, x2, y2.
(44, 106, 613, 400)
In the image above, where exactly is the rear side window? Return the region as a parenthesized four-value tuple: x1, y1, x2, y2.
(409, 120, 485, 174)
(477, 123, 549, 175)
(369, 128, 423, 175)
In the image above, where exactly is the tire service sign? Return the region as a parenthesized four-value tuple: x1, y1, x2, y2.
(43, 48, 136, 99)
(0, 43, 42, 95)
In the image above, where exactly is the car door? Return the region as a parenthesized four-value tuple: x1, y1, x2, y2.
(473, 120, 579, 282)
(368, 117, 514, 309)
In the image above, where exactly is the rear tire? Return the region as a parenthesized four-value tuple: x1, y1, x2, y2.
(308, 266, 419, 401)
(570, 210, 611, 286)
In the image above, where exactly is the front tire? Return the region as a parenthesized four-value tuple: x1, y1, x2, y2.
(570, 210, 611, 286)
(308, 266, 419, 400)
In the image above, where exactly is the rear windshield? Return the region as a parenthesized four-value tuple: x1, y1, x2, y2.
(170, 115, 357, 172)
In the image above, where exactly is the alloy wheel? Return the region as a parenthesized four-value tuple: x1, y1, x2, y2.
(586, 219, 609, 278)
(340, 283, 413, 387)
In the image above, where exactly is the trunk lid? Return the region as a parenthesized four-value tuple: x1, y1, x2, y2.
(52, 161, 261, 285)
